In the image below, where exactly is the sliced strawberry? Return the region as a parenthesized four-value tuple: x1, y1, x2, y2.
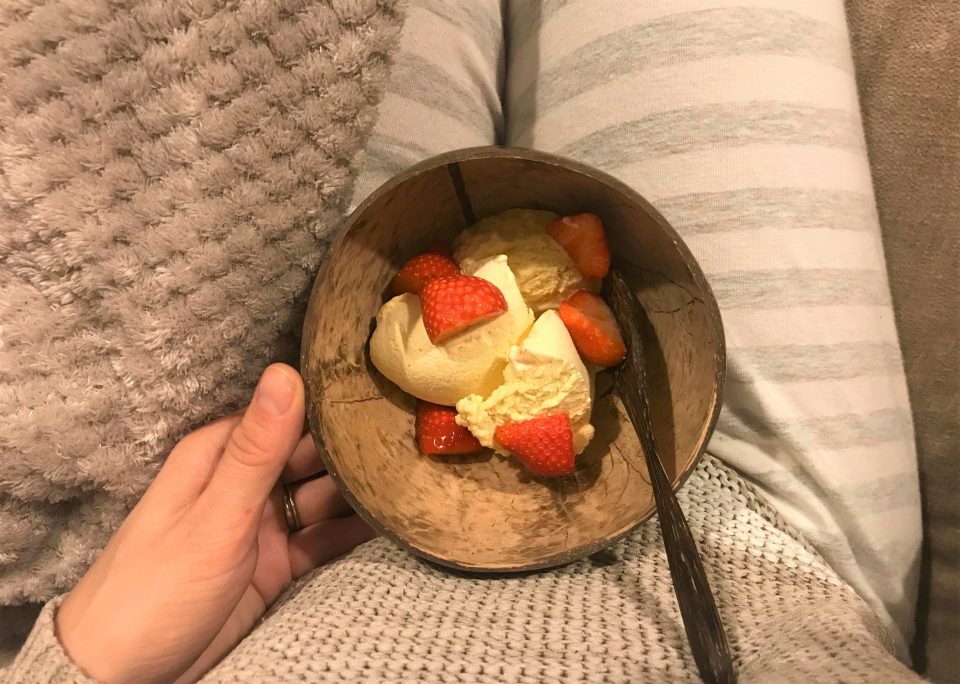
(494, 413, 575, 477)
(546, 213, 611, 279)
(416, 401, 483, 455)
(420, 275, 507, 344)
(390, 253, 461, 296)
(558, 290, 626, 367)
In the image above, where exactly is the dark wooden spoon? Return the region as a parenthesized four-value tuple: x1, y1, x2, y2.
(604, 270, 736, 684)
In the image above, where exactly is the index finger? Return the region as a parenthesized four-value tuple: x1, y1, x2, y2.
(201, 364, 304, 523)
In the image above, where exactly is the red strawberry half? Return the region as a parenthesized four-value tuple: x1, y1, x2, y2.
(420, 275, 508, 344)
(546, 213, 611, 280)
(390, 253, 461, 296)
(494, 413, 575, 477)
(558, 290, 626, 367)
(416, 401, 483, 455)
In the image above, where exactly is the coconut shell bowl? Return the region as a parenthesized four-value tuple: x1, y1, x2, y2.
(300, 147, 725, 573)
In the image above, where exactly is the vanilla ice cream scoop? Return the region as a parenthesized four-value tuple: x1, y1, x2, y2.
(453, 209, 591, 313)
(456, 309, 595, 455)
(369, 255, 533, 406)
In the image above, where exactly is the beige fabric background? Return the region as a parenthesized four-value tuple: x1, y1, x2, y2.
(2, 1, 957, 679)
(845, 1, 960, 680)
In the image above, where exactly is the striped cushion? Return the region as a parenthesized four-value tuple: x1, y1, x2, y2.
(349, 0, 920, 653)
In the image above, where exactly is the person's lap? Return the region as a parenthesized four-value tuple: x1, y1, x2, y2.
(348, 0, 920, 658)
(207, 454, 915, 681)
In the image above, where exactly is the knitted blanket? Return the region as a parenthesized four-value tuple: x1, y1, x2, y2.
(0, 0, 402, 608)
(7, 455, 921, 682)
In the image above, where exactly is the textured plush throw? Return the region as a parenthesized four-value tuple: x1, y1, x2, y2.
(0, 0, 402, 606)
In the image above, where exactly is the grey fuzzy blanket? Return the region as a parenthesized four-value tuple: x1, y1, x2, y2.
(0, 0, 402, 608)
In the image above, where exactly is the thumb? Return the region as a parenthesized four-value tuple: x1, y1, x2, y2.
(202, 364, 304, 518)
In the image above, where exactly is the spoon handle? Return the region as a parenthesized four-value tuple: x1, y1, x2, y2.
(606, 271, 736, 684)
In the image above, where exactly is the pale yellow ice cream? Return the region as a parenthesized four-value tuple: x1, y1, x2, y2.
(453, 209, 591, 313)
(369, 255, 533, 406)
(456, 309, 595, 455)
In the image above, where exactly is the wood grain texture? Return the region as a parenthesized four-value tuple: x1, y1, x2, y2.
(301, 147, 725, 572)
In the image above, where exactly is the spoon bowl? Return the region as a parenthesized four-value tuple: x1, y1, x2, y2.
(300, 146, 725, 572)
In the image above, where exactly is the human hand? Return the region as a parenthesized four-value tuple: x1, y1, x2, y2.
(56, 364, 375, 683)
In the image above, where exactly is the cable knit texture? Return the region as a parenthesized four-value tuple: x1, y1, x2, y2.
(6, 455, 920, 682)
(5, 596, 88, 683)
(0, 0, 403, 606)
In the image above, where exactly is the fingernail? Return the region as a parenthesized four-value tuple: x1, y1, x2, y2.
(254, 365, 297, 416)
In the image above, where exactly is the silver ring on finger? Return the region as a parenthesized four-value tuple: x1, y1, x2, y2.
(282, 484, 303, 533)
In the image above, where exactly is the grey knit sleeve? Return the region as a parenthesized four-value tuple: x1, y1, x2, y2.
(6, 596, 93, 683)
